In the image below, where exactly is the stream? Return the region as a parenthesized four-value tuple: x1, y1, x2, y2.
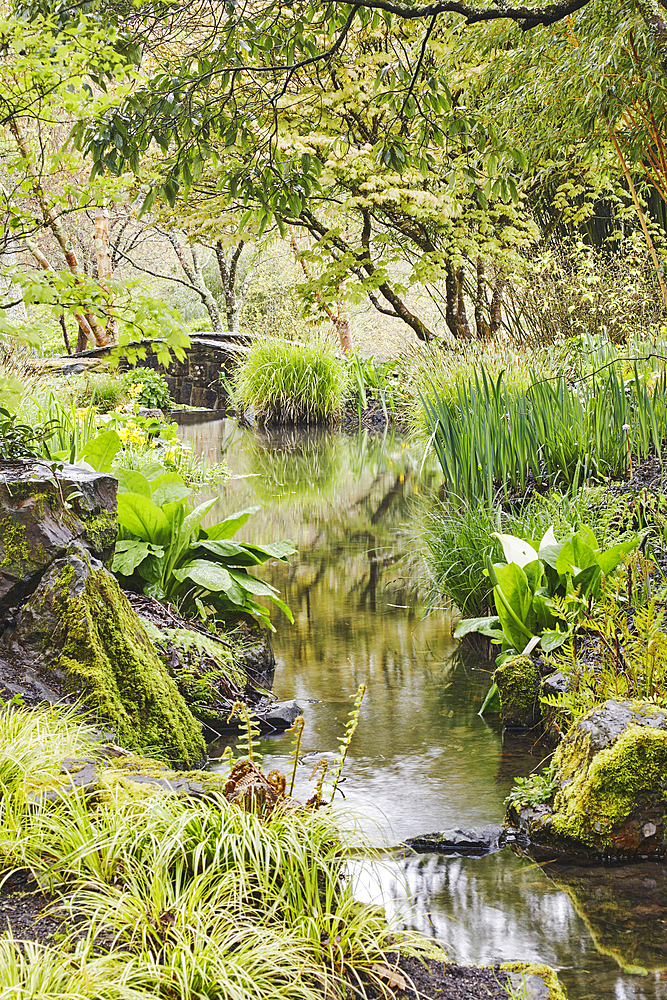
(184, 417, 667, 1000)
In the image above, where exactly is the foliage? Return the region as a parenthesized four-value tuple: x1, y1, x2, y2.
(422, 486, 638, 617)
(345, 354, 396, 424)
(421, 363, 667, 504)
(505, 759, 558, 809)
(0, 407, 47, 460)
(455, 525, 638, 659)
(122, 369, 171, 410)
(543, 594, 667, 728)
(233, 337, 350, 425)
(112, 478, 295, 629)
(0, 702, 416, 1000)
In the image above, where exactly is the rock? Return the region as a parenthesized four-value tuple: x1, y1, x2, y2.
(0, 460, 117, 610)
(508, 699, 667, 860)
(541, 671, 570, 696)
(501, 963, 567, 1000)
(253, 699, 302, 731)
(494, 655, 541, 728)
(1, 544, 206, 768)
(404, 825, 506, 856)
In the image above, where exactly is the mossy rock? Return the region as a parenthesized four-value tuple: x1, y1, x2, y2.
(494, 654, 541, 728)
(4, 546, 205, 768)
(508, 700, 667, 860)
(501, 962, 568, 1000)
(0, 461, 117, 610)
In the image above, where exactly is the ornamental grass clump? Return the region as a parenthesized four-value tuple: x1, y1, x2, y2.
(233, 337, 349, 425)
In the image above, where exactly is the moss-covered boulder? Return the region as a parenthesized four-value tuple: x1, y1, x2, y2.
(2, 545, 205, 768)
(507, 700, 667, 860)
(0, 460, 117, 609)
(494, 655, 541, 728)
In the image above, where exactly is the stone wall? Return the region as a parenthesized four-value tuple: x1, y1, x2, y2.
(130, 337, 249, 410)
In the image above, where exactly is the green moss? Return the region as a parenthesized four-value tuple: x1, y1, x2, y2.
(550, 720, 667, 847)
(0, 515, 47, 570)
(494, 655, 540, 727)
(501, 961, 568, 1000)
(57, 568, 205, 768)
(82, 508, 117, 557)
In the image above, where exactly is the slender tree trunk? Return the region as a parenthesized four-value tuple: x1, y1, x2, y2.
(445, 263, 472, 340)
(25, 238, 97, 351)
(167, 230, 223, 332)
(0, 244, 27, 322)
(9, 121, 110, 349)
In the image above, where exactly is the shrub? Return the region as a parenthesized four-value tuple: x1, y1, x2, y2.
(122, 368, 171, 410)
(422, 487, 637, 617)
(233, 337, 349, 425)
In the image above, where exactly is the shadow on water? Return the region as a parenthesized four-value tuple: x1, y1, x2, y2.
(184, 420, 667, 1000)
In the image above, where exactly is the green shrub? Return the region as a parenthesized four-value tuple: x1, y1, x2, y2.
(233, 337, 349, 425)
(73, 372, 129, 413)
(122, 368, 171, 410)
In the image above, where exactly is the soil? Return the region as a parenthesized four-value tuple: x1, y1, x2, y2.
(0, 878, 515, 999)
(364, 953, 511, 999)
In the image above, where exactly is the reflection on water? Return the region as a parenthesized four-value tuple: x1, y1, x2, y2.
(184, 421, 667, 1000)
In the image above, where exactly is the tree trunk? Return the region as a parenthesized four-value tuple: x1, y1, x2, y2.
(9, 121, 110, 349)
(167, 231, 223, 332)
(25, 239, 97, 352)
(445, 263, 472, 340)
(0, 245, 27, 322)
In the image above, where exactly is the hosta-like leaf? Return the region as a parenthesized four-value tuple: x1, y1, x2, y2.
(117, 492, 170, 545)
(227, 569, 279, 597)
(204, 506, 261, 540)
(454, 616, 501, 639)
(115, 469, 152, 498)
(173, 559, 234, 592)
(113, 540, 151, 576)
(80, 430, 121, 473)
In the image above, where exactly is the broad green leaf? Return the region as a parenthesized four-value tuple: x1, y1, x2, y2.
(454, 616, 502, 639)
(493, 563, 536, 650)
(523, 558, 543, 594)
(173, 559, 234, 592)
(150, 472, 186, 492)
(493, 532, 538, 568)
(228, 569, 279, 597)
(577, 525, 598, 550)
(112, 539, 152, 576)
(242, 540, 297, 561)
(117, 492, 170, 545)
(204, 506, 261, 540)
(556, 536, 597, 576)
(573, 563, 601, 598)
(540, 630, 570, 652)
(181, 497, 219, 541)
(152, 480, 192, 506)
(115, 469, 152, 497)
(478, 680, 500, 716)
(80, 430, 121, 472)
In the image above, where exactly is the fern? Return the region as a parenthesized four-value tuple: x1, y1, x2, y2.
(327, 684, 366, 804)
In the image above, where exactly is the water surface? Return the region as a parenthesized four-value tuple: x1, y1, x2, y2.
(185, 420, 667, 1000)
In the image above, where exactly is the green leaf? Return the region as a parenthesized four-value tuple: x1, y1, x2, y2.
(227, 569, 279, 597)
(117, 492, 170, 545)
(454, 616, 502, 639)
(112, 539, 151, 575)
(152, 479, 192, 506)
(180, 497, 219, 541)
(173, 558, 234, 592)
(115, 469, 152, 497)
(556, 535, 597, 576)
(80, 430, 121, 472)
(478, 680, 500, 716)
(204, 506, 260, 540)
(493, 563, 536, 650)
(540, 630, 570, 652)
